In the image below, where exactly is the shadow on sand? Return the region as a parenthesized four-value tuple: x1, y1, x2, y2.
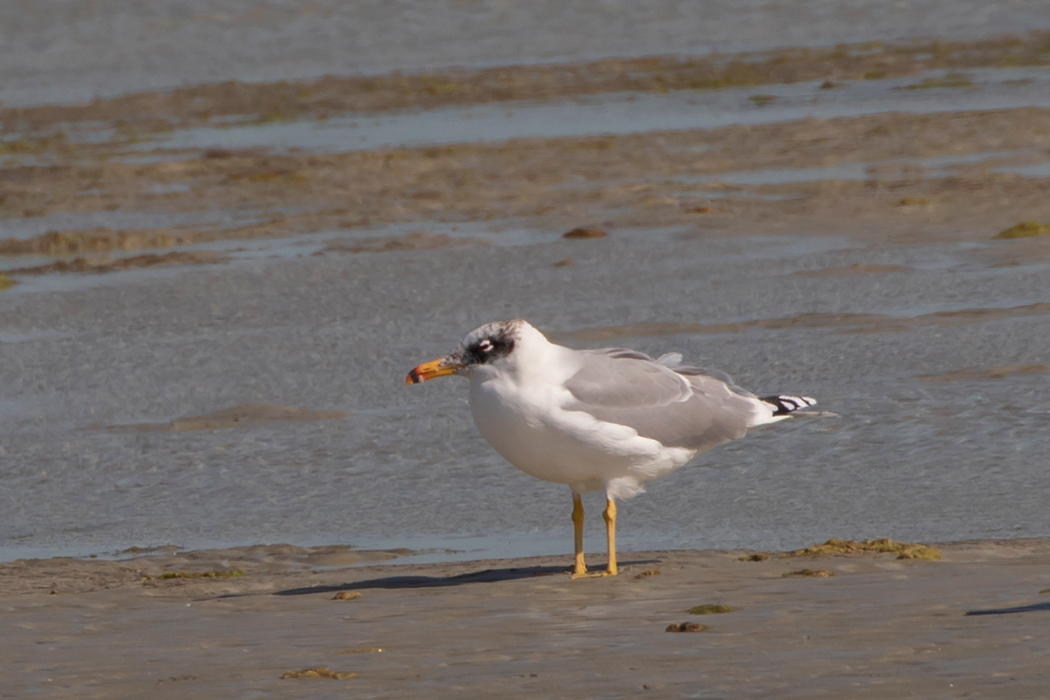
(273, 559, 658, 596)
(965, 601, 1050, 616)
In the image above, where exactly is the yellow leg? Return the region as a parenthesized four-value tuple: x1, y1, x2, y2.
(603, 497, 618, 576)
(571, 493, 588, 578)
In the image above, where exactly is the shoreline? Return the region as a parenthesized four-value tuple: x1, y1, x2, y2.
(3, 537, 1049, 697)
(1, 534, 1045, 594)
(4, 31, 1050, 125)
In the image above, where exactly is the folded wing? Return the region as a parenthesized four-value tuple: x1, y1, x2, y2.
(563, 348, 764, 452)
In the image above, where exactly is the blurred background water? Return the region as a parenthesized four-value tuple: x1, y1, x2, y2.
(4, 0, 1050, 106)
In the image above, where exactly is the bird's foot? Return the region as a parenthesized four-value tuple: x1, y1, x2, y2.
(570, 568, 617, 579)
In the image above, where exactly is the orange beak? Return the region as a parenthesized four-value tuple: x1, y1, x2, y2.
(405, 357, 462, 385)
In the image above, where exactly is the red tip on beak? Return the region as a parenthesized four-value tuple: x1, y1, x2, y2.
(405, 358, 459, 385)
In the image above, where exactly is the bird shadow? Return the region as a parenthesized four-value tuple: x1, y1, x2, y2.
(965, 600, 1050, 616)
(272, 559, 659, 597)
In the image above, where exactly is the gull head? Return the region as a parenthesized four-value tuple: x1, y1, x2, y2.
(406, 319, 538, 384)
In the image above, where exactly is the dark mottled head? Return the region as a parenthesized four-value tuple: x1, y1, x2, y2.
(406, 319, 529, 384)
(457, 319, 521, 366)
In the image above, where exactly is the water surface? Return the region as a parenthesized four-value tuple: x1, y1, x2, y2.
(5, 0, 1050, 106)
(129, 67, 1050, 154)
(2, 226, 1049, 561)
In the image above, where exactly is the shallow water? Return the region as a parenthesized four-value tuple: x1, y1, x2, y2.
(0, 210, 263, 242)
(2, 224, 1049, 561)
(996, 162, 1050, 178)
(709, 150, 1033, 187)
(128, 66, 1050, 154)
(4, 3, 1050, 564)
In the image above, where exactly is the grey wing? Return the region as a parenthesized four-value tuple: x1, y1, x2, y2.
(654, 352, 758, 399)
(564, 350, 762, 451)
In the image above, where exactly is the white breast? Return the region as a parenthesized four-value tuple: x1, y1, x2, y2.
(467, 369, 695, 496)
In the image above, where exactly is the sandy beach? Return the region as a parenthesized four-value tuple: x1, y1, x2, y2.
(4, 539, 1050, 698)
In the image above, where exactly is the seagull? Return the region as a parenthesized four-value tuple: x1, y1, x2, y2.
(406, 319, 815, 578)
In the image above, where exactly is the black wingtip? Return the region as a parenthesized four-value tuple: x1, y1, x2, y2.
(761, 395, 817, 416)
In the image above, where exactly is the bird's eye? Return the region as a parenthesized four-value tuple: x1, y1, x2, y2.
(478, 339, 494, 352)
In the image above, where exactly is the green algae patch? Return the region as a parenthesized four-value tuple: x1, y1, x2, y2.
(8, 250, 230, 276)
(666, 622, 709, 633)
(995, 221, 1050, 239)
(738, 553, 769, 562)
(332, 590, 362, 600)
(563, 226, 608, 239)
(0, 274, 16, 290)
(687, 604, 735, 615)
(897, 197, 929, 206)
(0, 131, 71, 155)
(153, 570, 245, 580)
(422, 80, 467, 96)
(227, 170, 308, 183)
(789, 538, 941, 561)
(783, 568, 836, 578)
(1040, 588, 1050, 595)
(280, 666, 357, 680)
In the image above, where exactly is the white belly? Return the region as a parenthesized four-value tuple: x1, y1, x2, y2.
(468, 374, 695, 497)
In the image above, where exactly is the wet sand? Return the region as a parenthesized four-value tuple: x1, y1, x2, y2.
(5, 105, 1050, 265)
(3, 539, 1050, 698)
(3, 32, 1050, 261)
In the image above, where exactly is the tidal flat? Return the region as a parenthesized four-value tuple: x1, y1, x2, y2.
(3, 7, 1050, 696)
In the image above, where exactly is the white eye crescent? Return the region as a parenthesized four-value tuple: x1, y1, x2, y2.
(478, 339, 493, 352)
